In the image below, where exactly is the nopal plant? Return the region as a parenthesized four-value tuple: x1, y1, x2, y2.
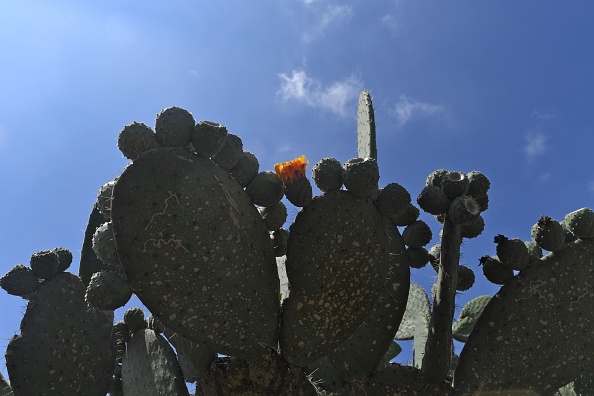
(1, 91, 593, 396)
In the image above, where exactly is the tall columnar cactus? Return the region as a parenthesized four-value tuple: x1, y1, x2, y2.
(2, 92, 594, 395)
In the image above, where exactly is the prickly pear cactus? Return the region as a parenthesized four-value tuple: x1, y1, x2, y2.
(455, 234, 594, 394)
(5, 271, 116, 395)
(111, 145, 280, 362)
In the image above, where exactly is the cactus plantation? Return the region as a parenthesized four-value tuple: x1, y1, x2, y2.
(1, 91, 593, 395)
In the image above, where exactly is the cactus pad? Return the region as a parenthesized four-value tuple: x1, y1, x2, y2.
(111, 146, 280, 361)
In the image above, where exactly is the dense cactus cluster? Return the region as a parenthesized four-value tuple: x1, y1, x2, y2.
(2, 92, 593, 395)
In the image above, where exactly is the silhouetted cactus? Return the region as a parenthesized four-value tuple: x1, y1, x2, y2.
(2, 92, 593, 395)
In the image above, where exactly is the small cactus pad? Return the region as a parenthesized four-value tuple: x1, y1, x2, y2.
(455, 238, 594, 394)
(124, 307, 146, 333)
(311, 157, 343, 193)
(92, 221, 119, 267)
(5, 273, 115, 395)
(452, 295, 491, 342)
(343, 364, 454, 395)
(154, 106, 195, 147)
(342, 157, 380, 198)
(407, 247, 430, 269)
(53, 247, 73, 273)
(117, 122, 159, 160)
(460, 214, 484, 239)
(284, 177, 313, 207)
(0, 264, 39, 297)
(79, 205, 116, 285)
(229, 151, 259, 187)
(121, 328, 189, 396)
(245, 171, 285, 207)
(111, 146, 279, 361)
(531, 215, 566, 252)
(563, 207, 594, 239)
(456, 265, 475, 291)
(96, 180, 116, 218)
(192, 120, 228, 158)
(280, 190, 390, 367)
(85, 271, 132, 310)
(395, 282, 431, 340)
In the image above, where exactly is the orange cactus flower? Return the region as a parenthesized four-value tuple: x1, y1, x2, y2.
(274, 155, 308, 185)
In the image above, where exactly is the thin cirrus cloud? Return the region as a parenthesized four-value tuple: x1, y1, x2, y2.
(523, 110, 553, 161)
(393, 95, 444, 126)
(301, 4, 353, 42)
(277, 69, 363, 116)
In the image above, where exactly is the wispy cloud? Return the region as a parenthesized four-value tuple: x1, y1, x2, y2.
(302, 5, 353, 42)
(277, 69, 362, 116)
(523, 132, 547, 160)
(393, 95, 444, 126)
(379, 14, 399, 35)
(523, 110, 553, 161)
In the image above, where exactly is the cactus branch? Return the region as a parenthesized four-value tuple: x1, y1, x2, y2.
(422, 216, 461, 383)
(357, 90, 377, 160)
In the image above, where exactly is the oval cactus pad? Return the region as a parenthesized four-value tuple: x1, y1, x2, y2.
(280, 190, 390, 366)
(111, 147, 280, 362)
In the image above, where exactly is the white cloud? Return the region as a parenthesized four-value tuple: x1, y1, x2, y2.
(302, 5, 353, 42)
(523, 132, 547, 160)
(277, 69, 362, 116)
(393, 95, 443, 126)
(380, 14, 398, 34)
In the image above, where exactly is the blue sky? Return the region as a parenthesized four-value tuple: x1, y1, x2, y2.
(1, 0, 593, 382)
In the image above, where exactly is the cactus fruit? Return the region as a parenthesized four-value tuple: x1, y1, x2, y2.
(474, 193, 489, 212)
(124, 307, 147, 333)
(466, 170, 490, 197)
(53, 247, 73, 273)
(259, 201, 288, 231)
(441, 171, 469, 200)
(192, 120, 228, 158)
(155, 106, 195, 147)
(275, 156, 312, 207)
(390, 203, 420, 226)
(342, 157, 380, 198)
(111, 146, 280, 362)
(311, 157, 343, 193)
(525, 240, 543, 263)
(531, 215, 566, 252)
(29, 249, 59, 280)
(417, 185, 450, 215)
(280, 190, 391, 366)
(375, 182, 412, 218)
(229, 150, 259, 187)
(92, 221, 119, 267)
(460, 214, 484, 239)
(456, 265, 475, 291)
(494, 235, 530, 271)
(97, 180, 116, 218)
(0, 264, 40, 297)
(85, 271, 132, 310)
(563, 207, 594, 239)
(407, 247, 430, 269)
(449, 195, 480, 225)
(479, 255, 514, 284)
(117, 122, 159, 160)
(212, 133, 243, 170)
(451, 295, 491, 342)
(246, 170, 285, 207)
(402, 220, 432, 248)
(5, 273, 116, 395)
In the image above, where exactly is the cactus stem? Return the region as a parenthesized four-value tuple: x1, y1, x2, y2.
(422, 215, 461, 384)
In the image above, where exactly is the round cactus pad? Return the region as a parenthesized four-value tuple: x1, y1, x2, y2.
(111, 146, 280, 362)
(455, 238, 594, 394)
(280, 190, 391, 367)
